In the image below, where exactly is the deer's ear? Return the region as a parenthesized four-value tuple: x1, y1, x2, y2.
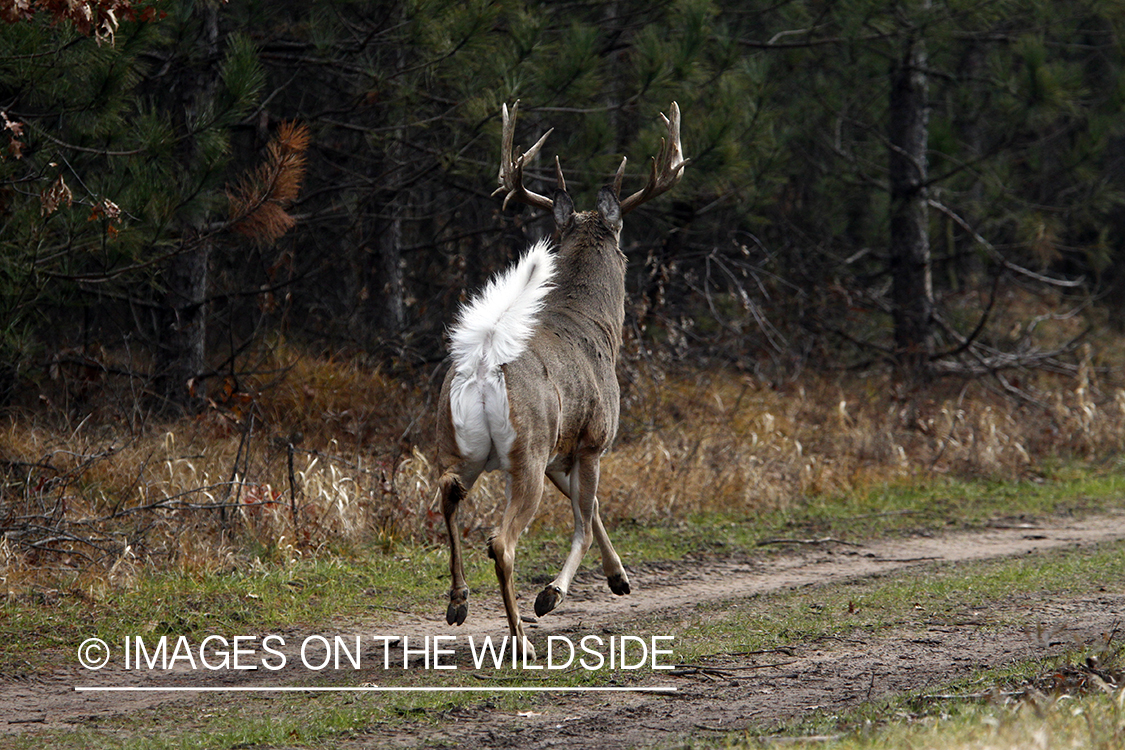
(553, 189, 575, 229)
(596, 186, 622, 232)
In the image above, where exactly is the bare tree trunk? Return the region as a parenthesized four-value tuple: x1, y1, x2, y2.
(954, 41, 987, 286)
(373, 204, 406, 336)
(888, 23, 934, 381)
(348, 194, 405, 345)
(363, 11, 406, 343)
(155, 237, 211, 408)
(154, 4, 219, 412)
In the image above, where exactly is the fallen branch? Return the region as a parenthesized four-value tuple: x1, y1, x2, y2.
(670, 661, 797, 678)
(669, 665, 733, 679)
(757, 537, 864, 548)
(723, 647, 798, 657)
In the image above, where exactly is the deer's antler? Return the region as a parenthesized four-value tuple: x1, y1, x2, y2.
(493, 101, 557, 211)
(616, 102, 688, 215)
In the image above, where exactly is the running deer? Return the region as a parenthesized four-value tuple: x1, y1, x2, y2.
(436, 102, 686, 659)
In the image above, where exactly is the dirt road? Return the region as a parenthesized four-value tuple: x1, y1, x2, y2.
(4, 512, 1125, 747)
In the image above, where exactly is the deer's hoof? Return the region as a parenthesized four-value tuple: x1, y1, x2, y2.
(446, 589, 469, 626)
(446, 602, 468, 626)
(608, 573, 630, 596)
(534, 585, 564, 617)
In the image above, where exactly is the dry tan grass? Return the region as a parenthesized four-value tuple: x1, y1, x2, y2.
(2, 332, 1124, 582)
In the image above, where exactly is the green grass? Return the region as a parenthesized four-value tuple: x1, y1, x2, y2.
(651, 539, 1125, 663)
(8, 691, 435, 750)
(774, 465, 1125, 537)
(1, 541, 472, 673)
(11, 534, 1124, 749)
(4, 464, 1125, 748)
(7, 463, 1125, 675)
(586, 462, 1125, 568)
(712, 648, 1125, 750)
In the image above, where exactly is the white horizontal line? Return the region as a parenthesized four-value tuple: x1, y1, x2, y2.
(74, 686, 677, 693)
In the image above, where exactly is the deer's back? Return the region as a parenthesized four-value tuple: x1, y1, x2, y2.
(502, 295, 622, 466)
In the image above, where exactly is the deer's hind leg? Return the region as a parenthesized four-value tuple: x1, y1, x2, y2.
(488, 461, 544, 660)
(441, 460, 484, 626)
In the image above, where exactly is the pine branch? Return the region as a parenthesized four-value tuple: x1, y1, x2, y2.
(227, 121, 310, 245)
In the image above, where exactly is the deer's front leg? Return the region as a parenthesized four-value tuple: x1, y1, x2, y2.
(592, 496, 630, 595)
(537, 455, 600, 617)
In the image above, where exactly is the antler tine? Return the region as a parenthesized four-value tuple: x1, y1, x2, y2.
(493, 100, 555, 212)
(619, 102, 689, 215)
(555, 155, 566, 193)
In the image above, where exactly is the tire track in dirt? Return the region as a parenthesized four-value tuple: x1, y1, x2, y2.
(4, 511, 1125, 744)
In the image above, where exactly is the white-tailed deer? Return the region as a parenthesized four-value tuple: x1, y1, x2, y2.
(436, 102, 686, 659)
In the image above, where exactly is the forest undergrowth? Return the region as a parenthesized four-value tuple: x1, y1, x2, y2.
(2, 316, 1125, 592)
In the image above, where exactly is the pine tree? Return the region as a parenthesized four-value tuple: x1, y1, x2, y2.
(0, 1, 272, 410)
(735, 0, 1125, 378)
(0, 5, 151, 400)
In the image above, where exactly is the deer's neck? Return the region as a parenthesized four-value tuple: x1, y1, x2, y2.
(546, 239, 626, 350)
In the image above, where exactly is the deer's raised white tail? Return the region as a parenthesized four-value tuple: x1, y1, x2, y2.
(447, 239, 555, 469)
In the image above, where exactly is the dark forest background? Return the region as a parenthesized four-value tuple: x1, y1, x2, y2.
(4, 0, 1125, 416)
